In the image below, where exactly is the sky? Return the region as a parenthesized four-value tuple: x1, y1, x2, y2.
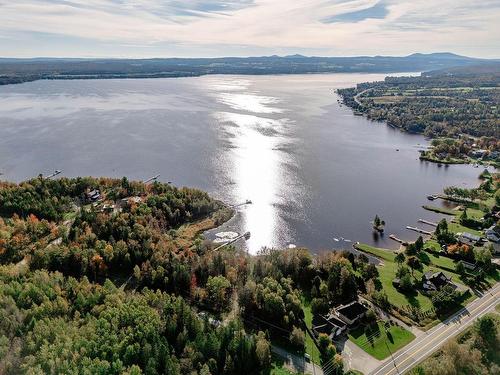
(0, 0, 499, 58)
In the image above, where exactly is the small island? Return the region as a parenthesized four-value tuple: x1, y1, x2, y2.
(373, 214, 386, 233)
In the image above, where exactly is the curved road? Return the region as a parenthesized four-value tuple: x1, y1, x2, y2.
(369, 283, 500, 375)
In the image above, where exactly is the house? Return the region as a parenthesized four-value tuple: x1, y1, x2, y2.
(312, 314, 347, 338)
(334, 301, 368, 326)
(457, 232, 483, 246)
(86, 189, 101, 202)
(422, 271, 456, 291)
(471, 149, 488, 159)
(484, 226, 500, 243)
(120, 196, 143, 205)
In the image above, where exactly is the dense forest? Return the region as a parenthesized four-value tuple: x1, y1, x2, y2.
(338, 66, 500, 140)
(0, 177, 369, 374)
(1, 175, 498, 374)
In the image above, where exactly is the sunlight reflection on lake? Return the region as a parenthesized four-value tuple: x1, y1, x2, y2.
(0, 73, 482, 254)
(213, 109, 289, 250)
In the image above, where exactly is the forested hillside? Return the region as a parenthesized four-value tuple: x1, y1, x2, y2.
(0, 177, 367, 374)
(0, 53, 493, 86)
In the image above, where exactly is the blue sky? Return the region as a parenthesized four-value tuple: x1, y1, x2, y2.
(0, 0, 499, 58)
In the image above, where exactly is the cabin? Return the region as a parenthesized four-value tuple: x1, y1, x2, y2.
(457, 232, 483, 246)
(422, 271, 456, 291)
(86, 189, 101, 202)
(334, 301, 368, 326)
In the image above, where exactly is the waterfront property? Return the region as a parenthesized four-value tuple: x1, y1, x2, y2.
(485, 225, 500, 243)
(422, 271, 456, 292)
(457, 232, 483, 246)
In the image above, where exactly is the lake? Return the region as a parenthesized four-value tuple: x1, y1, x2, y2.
(0, 74, 484, 253)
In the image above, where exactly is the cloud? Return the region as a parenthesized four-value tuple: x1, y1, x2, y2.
(0, 0, 498, 57)
(323, 1, 388, 23)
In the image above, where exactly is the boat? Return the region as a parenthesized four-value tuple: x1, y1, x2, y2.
(427, 195, 438, 201)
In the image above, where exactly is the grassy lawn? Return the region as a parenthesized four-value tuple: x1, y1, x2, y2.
(355, 243, 434, 311)
(377, 256, 434, 311)
(355, 242, 472, 313)
(301, 297, 321, 365)
(354, 243, 397, 262)
(269, 355, 297, 375)
(348, 321, 415, 360)
(465, 208, 486, 220)
(62, 210, 77, 221)
(448, 221, 482, 237)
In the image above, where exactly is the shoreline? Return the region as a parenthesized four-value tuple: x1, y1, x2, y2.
(0, 70, 422, 88)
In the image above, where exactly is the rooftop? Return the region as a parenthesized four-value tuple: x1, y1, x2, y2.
(459, 232, 481, 242)
(423, 271, 452, 289)
(337, 301, 367, 321)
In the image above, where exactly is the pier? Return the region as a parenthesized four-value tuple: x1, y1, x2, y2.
(144, 174, 160, 184)
(389, 234, 408, 245)
(417, 219, 438, 227)
(229, 200, 252, 208)
(43, 170, 62, 179)
(406, 226, 432, 235)
(213, 231, 251, 251)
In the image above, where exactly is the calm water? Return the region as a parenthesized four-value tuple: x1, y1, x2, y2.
(0, 74, 484, 253)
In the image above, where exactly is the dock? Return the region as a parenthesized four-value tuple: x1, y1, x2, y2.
(213, 231, 251, 251)
(389, 234, 408, 245)
(229, 200, 252, 208)
(144, 174, 160, 184)
(418, 219, 437, 227)
(43, 170, 62, 179)
(406, 226, 432, 235)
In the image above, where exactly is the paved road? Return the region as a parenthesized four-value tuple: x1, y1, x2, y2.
(353, 88, 372, 106)
(369, 283, 500, 375)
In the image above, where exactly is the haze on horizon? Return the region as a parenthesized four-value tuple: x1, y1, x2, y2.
(1, 0, 499, 59)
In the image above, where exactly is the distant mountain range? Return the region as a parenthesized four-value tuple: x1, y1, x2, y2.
(0, 52, 498, 85)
